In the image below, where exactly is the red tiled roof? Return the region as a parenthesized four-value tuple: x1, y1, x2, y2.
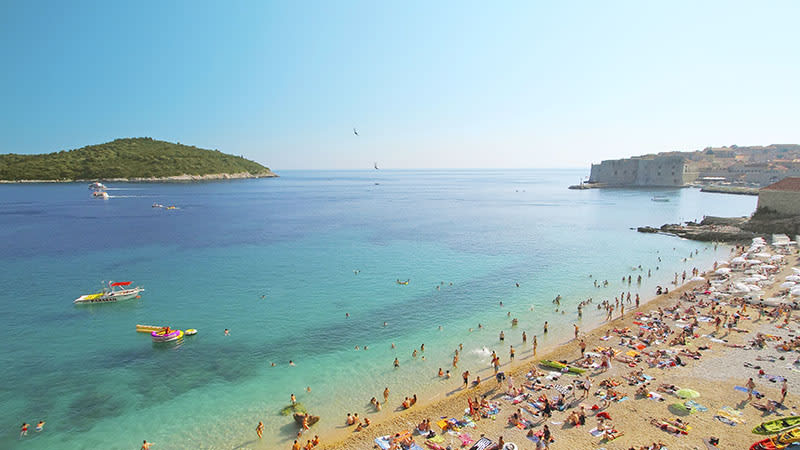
(762, 177, 800, 192)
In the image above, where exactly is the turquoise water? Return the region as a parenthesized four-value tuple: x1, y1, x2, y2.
(0, 170, 756, 449)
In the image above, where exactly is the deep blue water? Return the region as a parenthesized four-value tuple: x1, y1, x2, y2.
(0, 170, 757, 449)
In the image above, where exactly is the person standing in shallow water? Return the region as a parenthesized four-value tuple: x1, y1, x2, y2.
(533, 335, 538, 356)
(543, 322, 548, 333)
(256, 421, 264, 438)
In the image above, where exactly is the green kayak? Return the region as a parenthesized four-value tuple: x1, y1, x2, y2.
(752, 416, 800, 435)
(540, 359, 585, 374)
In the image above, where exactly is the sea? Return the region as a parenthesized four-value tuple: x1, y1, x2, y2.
(0, 169, 757, 449)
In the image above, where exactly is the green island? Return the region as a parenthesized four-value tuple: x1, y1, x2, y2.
(0, 137, 276, 182)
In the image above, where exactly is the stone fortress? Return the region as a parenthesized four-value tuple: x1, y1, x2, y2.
(584, 144, 800, 188)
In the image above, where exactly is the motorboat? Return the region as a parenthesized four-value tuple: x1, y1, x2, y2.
(92, 191, 109, 199)
(152, 203, 164, 208)
(651, 196, 669, 202)
(74, 281, 144, 304)
(89, 182, 106, 190)
(151, 328, 184, 343)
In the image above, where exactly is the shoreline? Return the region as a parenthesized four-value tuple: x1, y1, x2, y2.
(0, 171, 278, 183)
(315, 245, 774, 449)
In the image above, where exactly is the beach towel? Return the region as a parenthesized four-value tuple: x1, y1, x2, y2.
(762, 374, 786, 382)
(409, 444, 425, 450)
(426, 434, 445, 444)
(734, 385, 764, 398)
(459, 433, 475, 446)
(374, 436, 391, 450)
(589, 427, 604, 437)
(684, 400, 708, 412)
(468, 437, 492, 450)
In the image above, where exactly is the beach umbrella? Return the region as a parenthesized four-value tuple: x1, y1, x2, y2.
(690, 276, 705, 282)
(668, 403, 692, 416)
(780, 282, 797, 289)
(792, 268, 800, 275)
(791, 287, 800, 297)
(770, 255, 784, 261)
(731, 257, 747, 264)
(760, 265, 776, 270)
(787, 275, 800, 282)
(676, 389, 700, 399)
(741, 277, 762, 283)
(716, 268, 731, 275)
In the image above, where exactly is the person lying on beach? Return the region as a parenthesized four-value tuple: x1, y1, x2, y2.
(650, 418, 687, 435)
(752, 399, 779, 413)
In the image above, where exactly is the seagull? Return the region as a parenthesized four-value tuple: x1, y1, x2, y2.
(353, 128, 359, 136)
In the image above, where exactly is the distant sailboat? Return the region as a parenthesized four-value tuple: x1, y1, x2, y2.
(374, 162, 379, 170)
(353, 128, 359, 136)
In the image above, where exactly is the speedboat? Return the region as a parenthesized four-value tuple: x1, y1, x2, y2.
(651, 196, 669, 202)
(89, 182, 106, 190)
(74, 281, 144, 304)
(151, 328, 184, 343)
(152, 203, 164, 208)
(92, 191, 109, 199)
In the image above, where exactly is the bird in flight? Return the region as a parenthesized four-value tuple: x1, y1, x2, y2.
(353, 128, 359, 136)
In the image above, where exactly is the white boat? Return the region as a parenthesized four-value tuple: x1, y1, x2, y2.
(92, 191, 109, 199)
(89, 182, 106, 190)
(651, 196, 669, 202)
(74, 281, 144, 304)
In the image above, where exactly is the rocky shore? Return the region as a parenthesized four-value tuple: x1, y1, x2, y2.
(0, 171, 278, 183)
(638, 212, 800, 242)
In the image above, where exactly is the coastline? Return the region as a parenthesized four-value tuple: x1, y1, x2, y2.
(0, 171, 278, 183)
(314, 244, 784, 449)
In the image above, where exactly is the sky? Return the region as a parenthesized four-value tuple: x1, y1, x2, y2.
(1, 1, 799, 170)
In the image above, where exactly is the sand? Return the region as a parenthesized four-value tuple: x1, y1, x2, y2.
(300, 246, 800, 450)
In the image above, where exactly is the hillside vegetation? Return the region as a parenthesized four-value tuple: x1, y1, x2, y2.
(0, 138, 274, 181)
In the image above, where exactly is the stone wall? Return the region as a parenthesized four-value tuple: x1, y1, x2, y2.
(757, 190, 800, 216)
(589, 155, 688, 186)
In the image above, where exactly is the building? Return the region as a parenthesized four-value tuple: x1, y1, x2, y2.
(589, 155, 694, 187)
(757, 177, 800, 216)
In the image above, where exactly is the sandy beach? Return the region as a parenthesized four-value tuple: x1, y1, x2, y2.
(308, 242, 800, 450)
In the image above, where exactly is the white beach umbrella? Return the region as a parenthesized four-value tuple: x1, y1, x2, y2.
(741, 277, 761, 283)
(690, 276, 706, 282)
(786, 275, 800, 282)
(792, 268, 800, 275)
(746, 284, 762, 291)
(760, 265, 776, 270)
(780, 282, 797, 289)
(770, 255, 784, 261)
(733, 283, 751, 292)
(755, 252, 772, 259)
(791, 287, 800, 297)
(731, 257, 747, 264)
(747, 260, 763, 265)
(716, 268, 731, 275)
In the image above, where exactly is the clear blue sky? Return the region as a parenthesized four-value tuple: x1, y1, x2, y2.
(1, 1, 799, 170)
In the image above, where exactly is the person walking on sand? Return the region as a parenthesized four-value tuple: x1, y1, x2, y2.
(462, 370, 470, 388)
(746, 377, 756, 401)
(579, 339, 586, 356)
(384, 387, 390, 402)
(574, 324, 579, 339)
(256, 421, 264, 438)
(781, 379, 788, 404)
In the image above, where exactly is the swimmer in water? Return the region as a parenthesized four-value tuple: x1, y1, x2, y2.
(346, 313, 350, 318)
(289, 360, 295, 366)
(224, 328, 229, 336)
(394, 358, 399, 368)
(35, 421, 44, 432)
(307, 386, 312, 392)
(291, 393, 296, 404)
